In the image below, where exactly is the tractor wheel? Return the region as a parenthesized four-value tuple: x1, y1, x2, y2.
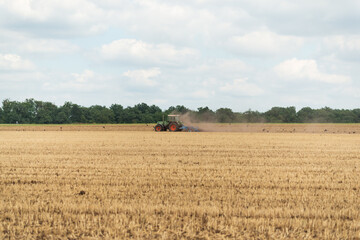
(168, 122, 179, 132)
(154, 124, 163, 132)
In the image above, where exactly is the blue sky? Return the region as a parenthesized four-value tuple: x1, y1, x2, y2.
(0, 0, 360, 112)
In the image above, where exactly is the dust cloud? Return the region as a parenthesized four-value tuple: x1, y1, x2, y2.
(178, 112, 248, 132)
(177, 113, 360, 134)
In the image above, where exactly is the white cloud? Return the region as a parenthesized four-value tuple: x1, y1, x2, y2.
(191, 89, 215, 99)
(0, 0, 101, 22)
(19, 39, 79, 54)
(238, 1, 360, 36)
(220, 78, 263, 96)
(0, 28, 80, 56)
(123, 68, 161, 87)
(107, 1, 250, 45)
(185, 59, 253, 83)
(0, 53, 34, 71)
(0, 0, 106, 36)
(72, 70, 95, 83)
(322, 35, 360, 61)
(100, 39, 199, 66)
(324, 35, 360, 51)
(274, 58, 351, 84)
(1, 0, 360, 111)
(228, 31, 304, 56)
(42, 69, 104, 92)
(193, 59, 251, 73)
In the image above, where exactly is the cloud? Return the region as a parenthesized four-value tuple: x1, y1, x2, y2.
(107, 1, 251, 45)
(0, 0, 106, 37)
(1, 0, 360, 112)
(42, 69, 105, 92)
(324, 35, 360, 51)
(274, 58, 351, 84)
(220, 78, 264, 96)
(72, 70, 95, 83)
(238, 0, 360, 36)
(0, 53, 34, 71)
(188, 58, 252, 73)
(123, 68, 161, 87)
(191, 89, 215, 99)
(228, 31, 304, 56)
(19, 39, 79, 54)
(185, 59, 253, 86)
(100, 39, 199, 66)
(322, 35, 360, 61)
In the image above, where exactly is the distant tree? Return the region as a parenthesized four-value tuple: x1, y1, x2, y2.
(352, 109, 360, 123)
(70, 104, 85, 123)
(216, 108, 235, 123)
(131, 103, 151, 123)
(22, 99, 37, 123)
(88, 105, 114, 123)
(297, 107, 315, 123)
(122, 107, 138, 123)
(56, 102, 73, 123)
(264, 106, 297, 123)
(110, 104, 124, 123)
(35, 101, 58, 124)
(312, 107, 334, 123)
(2, 99, 21, 123)
(3, 98, 360, 124)
(149, 105, 163, 122)
(0, 106, 3, 124)
(165, 105, 189, 115)
(55, 111, 69, 124)
(240, 109, 265, 123)
(332, 109, 357, 123)
(196, 107, 216, 122)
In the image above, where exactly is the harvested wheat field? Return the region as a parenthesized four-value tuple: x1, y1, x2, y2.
(1, 129, 360, 239)
(1, 123, 360, 134)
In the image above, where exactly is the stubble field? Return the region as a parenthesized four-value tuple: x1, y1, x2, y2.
(1, 126, 360, 239)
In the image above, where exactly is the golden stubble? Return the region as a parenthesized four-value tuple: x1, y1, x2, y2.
(1, 131, 360, 239)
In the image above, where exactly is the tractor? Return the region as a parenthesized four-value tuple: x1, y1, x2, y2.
(154, 115, 183, 132)
(154, 115, 200, 132)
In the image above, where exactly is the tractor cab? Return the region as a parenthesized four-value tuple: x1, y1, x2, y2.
(168, 115, 181, 122)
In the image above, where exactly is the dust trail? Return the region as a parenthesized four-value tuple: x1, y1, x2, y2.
(175, 112, 360, 133)
(178, 112, 249, 132)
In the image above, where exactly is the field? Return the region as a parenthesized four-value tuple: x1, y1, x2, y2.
(2, 123, 360, 134)
(1, 125, 360, 239)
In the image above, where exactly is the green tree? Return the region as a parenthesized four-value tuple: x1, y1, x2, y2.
(35, 101, 58, 124)
(110, 104, 124, 123)
(149, 105, 163, 122)
(297, 107, 315, 123)
(196, 107, 216, 122)
(240, 109, 265, 123)
(264, 107, 297, 123)
(2, 99, 21, 123)
(88, 105, 115, 123)
(22, 99, 37, 123)
(166, 105, 189, 115)
(216, 108, 235, 123)
(70, 104, 85, 123)
(352, 109, 360, 123)
(56, 102, 73, 123)
(312, 107, 334, 123)
(122, 107, 138, 123)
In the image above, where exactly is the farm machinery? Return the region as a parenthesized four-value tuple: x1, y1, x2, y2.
(154, 115, 199, 132)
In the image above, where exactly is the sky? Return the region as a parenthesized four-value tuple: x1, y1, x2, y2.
(0, 0, 360, 112)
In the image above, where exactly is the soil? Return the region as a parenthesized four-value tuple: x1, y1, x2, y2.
(1, 123, 360, 134)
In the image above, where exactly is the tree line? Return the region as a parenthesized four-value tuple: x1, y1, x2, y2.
(1, 99, 360, 124)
